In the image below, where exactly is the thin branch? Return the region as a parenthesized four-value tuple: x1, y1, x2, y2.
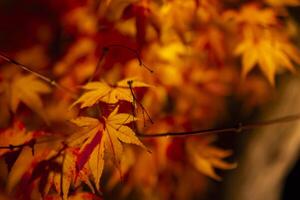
(0, 52, 75, 96)
(0, 136, 63, 151)
(137, 113, 300, 138)
(0, 113, 300, 154)
(0, 139, 35, 149)
(0, 138, 36, 155)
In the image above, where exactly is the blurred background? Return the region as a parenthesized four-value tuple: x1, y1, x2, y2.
(0, 0, 300, 199)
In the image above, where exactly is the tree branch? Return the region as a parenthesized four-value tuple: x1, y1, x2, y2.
(0, 52, 75, 96)
(137, 113, 300, 138)
(0, 113, 299, 156)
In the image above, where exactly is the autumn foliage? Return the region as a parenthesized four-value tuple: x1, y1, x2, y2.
(0, 0, 300, 199)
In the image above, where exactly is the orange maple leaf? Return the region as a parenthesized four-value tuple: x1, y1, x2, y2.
(71, 78, 150, 108)
(186, 136, 237, 180)
(69, 106, 146, 191)
(10, 74, 51, 117)
(235, 28, 300, 85)
(224, 3, 278, 27)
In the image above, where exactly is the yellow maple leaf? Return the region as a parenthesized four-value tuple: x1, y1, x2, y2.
(69, 106, 146, 191)
(235, 28, 300, 85)
(104, 106, 145, 148)
(72, 78, 150, 108)
(223, 3, 278, 27)
(186, 136, 237, 181)
(10, 74, 51, 117)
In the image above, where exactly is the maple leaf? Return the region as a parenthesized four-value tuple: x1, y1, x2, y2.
(43, 148, 93, 200)
(235, 29, 300, 85)
(25, 146, 94, 200)
(69, 106, 146, 190)
(71, 78, 150, 108)
(103, 105, 147, 165)
(0, 120, 33, 157)
(186, 136, 237, 181)
(10, 74, 51, 117)
(223, 3, 278, 27)
(53, 38, 97, 82)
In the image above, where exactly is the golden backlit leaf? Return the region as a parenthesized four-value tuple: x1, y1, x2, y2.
(224, 4, 278, 27)
(72, 78, 150, 108)
(68, 106, 146, 190)
(235, 29, 300, 85)
(186, 136, 237, 180)
(10, 74, 51, 117)
(105, 106, 146, 149)
(88, 132, 105, 192)
(104, 128, 123, 168)
(71, 117, 100, 128)
(102, 106, 147, 181)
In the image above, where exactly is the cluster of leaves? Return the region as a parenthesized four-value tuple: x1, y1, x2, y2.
(0, 0, 300, 199)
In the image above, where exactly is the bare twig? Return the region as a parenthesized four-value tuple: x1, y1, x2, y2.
(0, 136, 63, 151)
(0, 114, 300, 155)
(0, 52, 75, 96)
(0, 139, 36, 155)
(137, 113, 300, 138)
